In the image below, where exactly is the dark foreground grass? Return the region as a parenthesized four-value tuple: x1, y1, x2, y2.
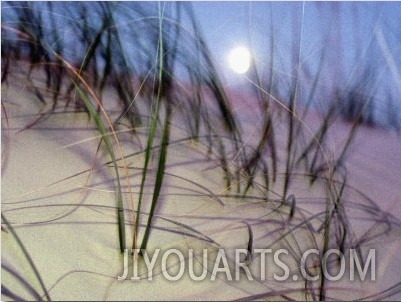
(2, 1, 401, 301)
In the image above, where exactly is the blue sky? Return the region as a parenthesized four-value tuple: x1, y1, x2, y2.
(192, 2, 400, 80)
(188, 2, 401, 124)
(2, 1, 400, 126)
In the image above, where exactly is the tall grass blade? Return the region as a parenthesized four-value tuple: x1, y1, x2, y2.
(74, 85, 126, 253)
(1, 214, 51, 301)
(135, 2, 166, 253)
(140, 106, 171, 252)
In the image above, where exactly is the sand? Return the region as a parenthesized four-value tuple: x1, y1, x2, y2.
(2, 77, 401, 300)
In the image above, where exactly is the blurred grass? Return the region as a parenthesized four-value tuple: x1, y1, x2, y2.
(2, 1, 401, 300)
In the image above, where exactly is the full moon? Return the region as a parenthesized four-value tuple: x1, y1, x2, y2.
(228, 46, 251, 74)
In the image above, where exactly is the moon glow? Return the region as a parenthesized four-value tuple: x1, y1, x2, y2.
(228, 46, 251, 74)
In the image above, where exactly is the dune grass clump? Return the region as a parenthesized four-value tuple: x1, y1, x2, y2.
(2, 1, 401, 300)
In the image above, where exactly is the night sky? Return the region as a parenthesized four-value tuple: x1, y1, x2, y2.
(190, 1, 401, 124)
(2, 1, 400, 125)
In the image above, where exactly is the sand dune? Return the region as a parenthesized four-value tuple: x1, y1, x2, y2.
(2, 75, 401, 301)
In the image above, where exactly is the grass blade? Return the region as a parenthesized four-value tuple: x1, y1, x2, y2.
(1, 214, 51, 301)
(74, 84, 126, 253)
(135, 2, 166, 253)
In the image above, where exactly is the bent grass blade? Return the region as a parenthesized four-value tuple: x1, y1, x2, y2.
(74, 85, 126, 253)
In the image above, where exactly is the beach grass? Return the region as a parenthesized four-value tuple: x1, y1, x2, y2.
(2, 1, 401, 300)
